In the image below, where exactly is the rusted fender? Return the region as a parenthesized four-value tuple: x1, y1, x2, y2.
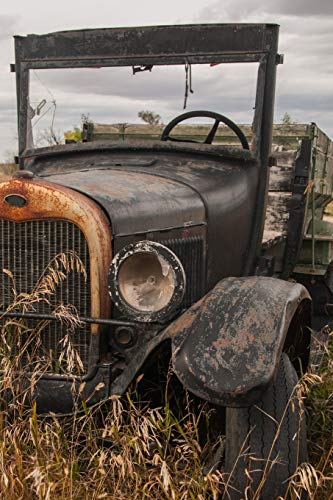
(165, 276, 311, 407)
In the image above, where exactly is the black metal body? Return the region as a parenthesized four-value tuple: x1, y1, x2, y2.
(24, 142, 258, 287)
(0, 23, 313, 414)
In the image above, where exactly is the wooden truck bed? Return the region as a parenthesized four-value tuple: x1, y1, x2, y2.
(263, 150, 295, 247)
(263, 123, 333, 278)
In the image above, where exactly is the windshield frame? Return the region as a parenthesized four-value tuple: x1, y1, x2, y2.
(13, 23, 280, 166)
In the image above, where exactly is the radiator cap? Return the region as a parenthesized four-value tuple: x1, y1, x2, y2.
(13, 170, 34, 179)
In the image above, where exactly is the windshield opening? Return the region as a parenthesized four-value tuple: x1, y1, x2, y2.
(28, 63, 258, 148)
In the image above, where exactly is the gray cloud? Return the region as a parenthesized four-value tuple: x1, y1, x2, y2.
(266, 0, 333, 17)
(27, 62, 259, 142)
(30, 63, 258, 102)
(0, 15, 17, 41)
(0, 0, 332, 158)
(198, 0, 333, 20)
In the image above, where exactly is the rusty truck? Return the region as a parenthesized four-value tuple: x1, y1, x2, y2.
(1, 23, 333, 498)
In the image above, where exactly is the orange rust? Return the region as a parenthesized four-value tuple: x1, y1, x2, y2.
(165, 296, 204, 337)
(0, 176, 112, 333)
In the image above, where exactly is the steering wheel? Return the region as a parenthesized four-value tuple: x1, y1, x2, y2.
(161, 110, 249, 150)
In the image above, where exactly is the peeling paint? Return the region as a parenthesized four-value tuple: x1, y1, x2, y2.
(165, 276, 311, 407)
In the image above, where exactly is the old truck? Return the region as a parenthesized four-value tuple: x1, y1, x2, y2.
(1, 23, 332, 498)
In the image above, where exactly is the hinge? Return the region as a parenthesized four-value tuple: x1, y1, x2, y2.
(276, 54, 284, 65)
(10, 63, 16, 73)
(255, 256, 275, 276)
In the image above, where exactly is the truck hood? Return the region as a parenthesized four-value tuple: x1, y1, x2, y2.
(37, 167, 206, 236)
(22, 141, 259, 283)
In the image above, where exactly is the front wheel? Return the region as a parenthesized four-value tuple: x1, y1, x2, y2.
(225, 354, 308, 499)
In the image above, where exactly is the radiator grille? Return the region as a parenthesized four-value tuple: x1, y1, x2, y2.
(0, 220, 91, 375)
(161, 236, 205, 307)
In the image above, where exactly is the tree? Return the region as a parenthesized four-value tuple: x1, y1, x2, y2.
(2, 149, 17, 165)
(63, 126, 82, 142)
(138, 110, 162, 125)
(63, 115, 92, 142)
(281, 112, 297, 125)
(35, 128, 63, 147)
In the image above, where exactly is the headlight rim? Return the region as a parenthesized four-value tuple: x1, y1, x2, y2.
(108, 240, 186, 322)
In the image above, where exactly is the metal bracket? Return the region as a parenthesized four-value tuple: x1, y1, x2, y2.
(255, 255, 275, 276)
(276, 53, 284, 65)
(132, 65, 153, 75)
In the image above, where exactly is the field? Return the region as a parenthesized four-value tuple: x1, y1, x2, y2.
(0, 313, 331, 499)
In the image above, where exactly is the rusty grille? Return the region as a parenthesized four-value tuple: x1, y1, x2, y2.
(0, 219, 91, 375)
(161, 236, 205, 307)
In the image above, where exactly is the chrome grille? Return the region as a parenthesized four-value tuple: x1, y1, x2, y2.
(0, 219, 91, 375)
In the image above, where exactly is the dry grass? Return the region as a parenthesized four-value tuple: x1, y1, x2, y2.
(0, 351, 331, 500)
(1, 251, 87, 376)
(305, 332, 333, 499)
(0, 163, 17, 180)
(325, 202, 333, 217)
(0, 257, 332, 499)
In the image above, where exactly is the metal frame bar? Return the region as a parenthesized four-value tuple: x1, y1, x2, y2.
(15, 24, 277, 66)
(281, 138, 313, 279)
(0, 311, 136, 327)
(14, 24, 280, 155)
(244, 30, 280, 274)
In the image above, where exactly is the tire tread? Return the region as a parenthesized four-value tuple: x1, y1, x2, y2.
(225, 354, 307, 499)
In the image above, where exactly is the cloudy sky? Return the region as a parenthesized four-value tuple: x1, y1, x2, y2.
(0, 0, 332, 160)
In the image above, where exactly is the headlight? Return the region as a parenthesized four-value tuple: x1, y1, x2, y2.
(108, 241, 186, 322)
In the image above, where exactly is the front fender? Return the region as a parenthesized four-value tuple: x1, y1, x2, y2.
(165, 277, 311, 407)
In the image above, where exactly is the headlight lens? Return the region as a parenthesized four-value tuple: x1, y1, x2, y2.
(118, 252, 176, 312)
(108, 241, 186, 321)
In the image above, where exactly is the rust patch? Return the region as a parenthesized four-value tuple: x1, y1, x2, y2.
(0, 176, 112, 333)
(165, 296, 205, 338)
(169, 276, 311, 406)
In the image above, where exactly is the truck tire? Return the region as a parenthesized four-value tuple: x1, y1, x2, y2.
(224, 353, 308, 499)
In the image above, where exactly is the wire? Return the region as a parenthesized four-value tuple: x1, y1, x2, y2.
(32, 70, 58, 141)
(183, 61, 194, 109)
(32, 103, 55, 128)
(32, 70, 55, 101)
